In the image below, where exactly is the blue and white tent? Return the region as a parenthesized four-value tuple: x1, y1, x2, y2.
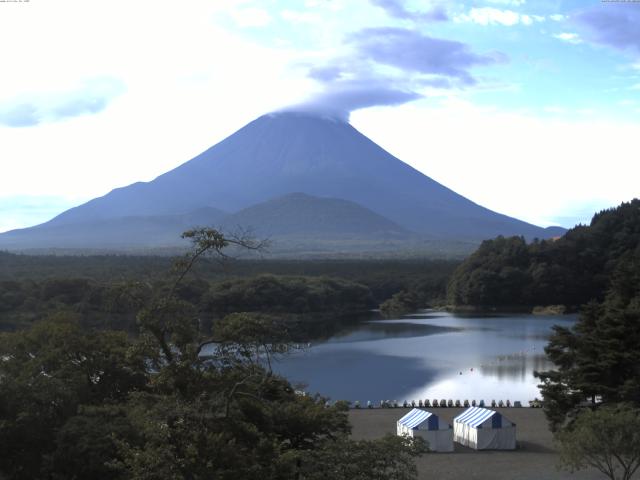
(396, 409, 453, 452)
(453, 407, 516, 450)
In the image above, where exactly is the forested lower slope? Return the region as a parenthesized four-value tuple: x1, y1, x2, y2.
(447, 199, 640, 309)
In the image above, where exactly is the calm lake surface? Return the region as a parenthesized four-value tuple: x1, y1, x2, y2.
(274, 310, 577, 405)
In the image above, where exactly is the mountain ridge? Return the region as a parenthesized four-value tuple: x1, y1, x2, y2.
(221, 192, 409, 238)
(0, 111, 565, 252)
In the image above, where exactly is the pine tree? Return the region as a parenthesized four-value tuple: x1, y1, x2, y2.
(536, 248, 640, 430)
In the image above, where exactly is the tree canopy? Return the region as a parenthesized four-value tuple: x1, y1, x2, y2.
(447, 199, 640, 309)
(0, 228, 426, 480)
(535, 245, 640, 430)
(556, 404, 640, 480)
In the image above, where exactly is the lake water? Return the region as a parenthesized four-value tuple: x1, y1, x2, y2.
(274, 310, 577, 405)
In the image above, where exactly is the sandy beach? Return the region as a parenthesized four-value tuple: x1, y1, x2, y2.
(349, 408, 616, 480)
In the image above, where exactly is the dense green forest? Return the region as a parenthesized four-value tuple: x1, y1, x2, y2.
(0, 251, 457, 334)
(533, 238, 640, 479)
(0, 273, 378, 338)
(0, 229, 427, 479)
(536, 245, 640, 429)
(0, 251, 457, 301)
(2, 201, 640, 478)
(447, 200, 640, 310)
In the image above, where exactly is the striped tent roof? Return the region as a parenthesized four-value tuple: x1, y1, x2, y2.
(398, 409, 434, 429)
(454, 407, 499, 428)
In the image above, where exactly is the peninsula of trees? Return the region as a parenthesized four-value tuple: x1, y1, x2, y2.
(446, 199, 640, 311)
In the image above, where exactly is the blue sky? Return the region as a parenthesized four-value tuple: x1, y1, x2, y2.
(0, 0, 638, 232)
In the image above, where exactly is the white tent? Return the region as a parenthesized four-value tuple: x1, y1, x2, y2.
(453, 406, 516, 450)
(396, 408, 454, 452)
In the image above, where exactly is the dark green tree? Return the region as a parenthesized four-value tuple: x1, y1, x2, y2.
(536, 249, 640, 430)
(300, 434, 427, 480)
(0, 228, 427, 480)
(556, 405, 640, 480)
(447, 235, 532, 307)
(447, 199, 640, 310)
(0, 315, 147, 479)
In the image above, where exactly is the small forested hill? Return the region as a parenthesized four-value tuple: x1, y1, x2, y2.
(447, 199, 640, 309)
(221, 193, 408, 238)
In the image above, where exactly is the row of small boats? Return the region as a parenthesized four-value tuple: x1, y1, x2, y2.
(352, 398, 543, 408)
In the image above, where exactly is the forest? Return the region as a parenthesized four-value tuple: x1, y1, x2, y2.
(2, 201, 640, 478)
(0, 249, 457, 334)
(0, 228, 432, 480)
(446, 199, 640, 310)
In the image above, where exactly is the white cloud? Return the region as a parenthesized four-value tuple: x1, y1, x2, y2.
(229, 7, 272, 27)
(486, 0, 526, 6)
(0, 0, 635, 233)
(281, 9, 322, 24)
(0, 77, 125, 127)
(553, 32, 582, 44)
(549, 14, 565, 22)
(456, 8, 541, 27)
(0, 0, 313, 205)
(351, 100, 640, 228)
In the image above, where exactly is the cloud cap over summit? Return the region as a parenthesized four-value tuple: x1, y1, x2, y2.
(286, 27, 508, 120)
(1, 111, 562, 251)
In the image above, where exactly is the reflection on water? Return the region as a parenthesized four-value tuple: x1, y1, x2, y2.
(274, 310, 576, 404)
(479, 353, 552, 381)
(324, 321, 460, 344)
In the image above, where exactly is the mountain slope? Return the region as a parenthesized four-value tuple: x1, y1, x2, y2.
(0, 111, 564, 250)
(0, 194, 410, 250)
(221, 193, 408, 238)
(0, 207, 226, 249)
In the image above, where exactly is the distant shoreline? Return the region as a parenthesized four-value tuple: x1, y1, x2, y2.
(443, 304, 573, 315)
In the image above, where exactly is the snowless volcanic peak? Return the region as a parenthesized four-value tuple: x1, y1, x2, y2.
(0, 111, 564, 249)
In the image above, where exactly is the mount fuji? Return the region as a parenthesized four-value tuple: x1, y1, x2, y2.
(0, 111, 564, 253)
